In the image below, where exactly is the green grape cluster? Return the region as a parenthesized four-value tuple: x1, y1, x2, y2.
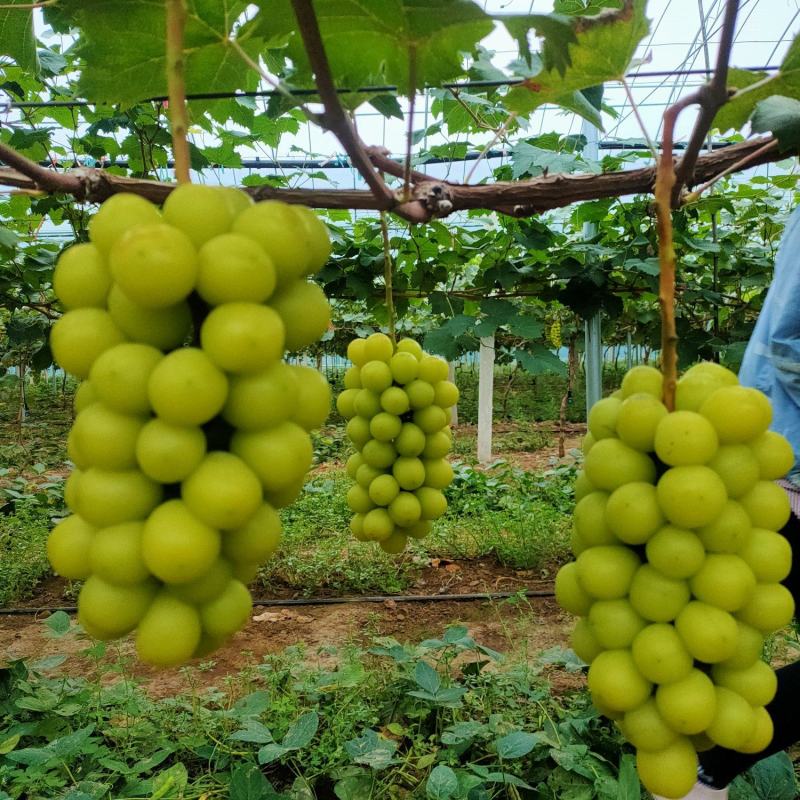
(556, 363, 795, 799)
(47, 185, 333, 666)
(336, 333, 458, 553)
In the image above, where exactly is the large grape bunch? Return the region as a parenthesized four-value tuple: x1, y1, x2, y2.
(556, 362, 795, 799)
(47, 185, 333, 666)
(336, 334, 458, 553)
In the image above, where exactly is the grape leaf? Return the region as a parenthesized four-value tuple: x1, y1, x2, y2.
(750, 95, 800, 151)
(502, 0, 649, 116)
(714, 36, 800, 133)
(0, 0, 39, 73)
(501, 14, 577, 76)
(253, 0, 493, 95)
(53, 0, 262, 105)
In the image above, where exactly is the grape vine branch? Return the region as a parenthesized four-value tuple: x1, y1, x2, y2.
(165, 0, 190, 185)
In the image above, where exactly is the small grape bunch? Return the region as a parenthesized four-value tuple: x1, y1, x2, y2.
(47, 185, 333, 666)
(337, 333, 458, 553)
(556, 362, 795, 799)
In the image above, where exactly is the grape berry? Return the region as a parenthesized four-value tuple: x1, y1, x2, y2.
(557, 363, 795, 799)
(48, 186, 333, 666)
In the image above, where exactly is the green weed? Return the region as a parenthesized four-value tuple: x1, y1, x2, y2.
(0, 504, 52, 606)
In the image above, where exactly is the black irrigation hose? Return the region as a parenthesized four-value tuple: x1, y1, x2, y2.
(0, 589, 556, 616)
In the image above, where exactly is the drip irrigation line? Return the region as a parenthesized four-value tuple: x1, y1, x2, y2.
(4, 65, 780, 110)
(0, 589, 556, 616)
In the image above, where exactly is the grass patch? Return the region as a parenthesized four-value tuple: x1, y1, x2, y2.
(0, 504, 52, 606)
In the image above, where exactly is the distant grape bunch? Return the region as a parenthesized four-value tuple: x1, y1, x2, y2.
(556, 362, 795, 799)
(337, 334, 458, 553)
(47, 185, 333, 666)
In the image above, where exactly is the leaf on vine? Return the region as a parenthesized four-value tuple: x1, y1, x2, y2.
(55, 0, 262, 105)
(500, 13, 577, 76)
(253, 0, 493, 97)
(512, 345, 566, 376)
(714, 37, 800, 133)
(503, 0, 649, 118)
(510, 142, 585, 179)
(0, 0, 39, 74)
(750, 95, 800, 151)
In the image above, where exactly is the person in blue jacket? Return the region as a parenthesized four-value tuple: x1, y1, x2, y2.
(664, 205, 800, 799)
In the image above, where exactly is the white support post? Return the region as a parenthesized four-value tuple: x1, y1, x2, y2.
(448, 361, 459, 427)
(477, 336, 494, 464)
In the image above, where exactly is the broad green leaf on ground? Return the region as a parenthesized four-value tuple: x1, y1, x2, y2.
(714, 37, 800, 132)
(426, 765, 459, 799)
(0, 1, 39, 73)
(344, 730, 399, 769)
(750, 95, 800, 151)
(502, 0, 649, 116)
(49, 0, 262, 105)
(253, 0, 493, 96)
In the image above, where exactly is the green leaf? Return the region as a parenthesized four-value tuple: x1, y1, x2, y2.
(616, 754, 641, 800)
(258, 743, 290, 764)
(751, 95, 800, 151)
(513, 344, 566, 376)
(253, 0, 493, 95)
(0, 734, 20, 755)
(44, 610, 72, 637)
(500, 13, 577, 75)
(0, 227, 20, 249)
(714, 37, 800, 132)
(282, 711, 319, 750)
(0, 0, 39, 73)
(748, 752, 798, 800)
(413, 661, 441, 695)
(344, 730, 398, 770)
(151, 763, 188, 800)
(510, 142, 585, 178)
(504, 0, 649, 116)
(229, 764, 283, 800)
(368, 94, 404, 119)
(495, 730, 538, 759)
(441, 721, 486, 746)
(59, 0, 261, 105)
(623, 257, 660, 276)
(426, 765, 459, 799)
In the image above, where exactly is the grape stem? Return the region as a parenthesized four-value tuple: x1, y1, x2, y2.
(165, 0, 191, 185)
(380, 211, 397, 344)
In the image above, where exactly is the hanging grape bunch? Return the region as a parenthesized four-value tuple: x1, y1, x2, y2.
(337, 334, 458, 553)
(556, 362, 795, 799)
(47, 186, 333, 666)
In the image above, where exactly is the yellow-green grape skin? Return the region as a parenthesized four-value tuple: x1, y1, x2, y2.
(361, 361, 394, 393)
(689, 554, 756, 612)
(587, 649, 652, 712)
(230, 422, 313, 493)
(290, 365, 331, 431)
(396, 337, 423, 360)
(615, 393, 668, 452)
(89, 342, 162, 415)
(415, 487, 447, 520)
(220, 187, 254, 217)
(696, 500, 751, 553)
(707, 444, 760, 499)
(53, 243, 111, 309)
(582, 432, 595, 455)
(737, 707, 774, 754)
(196, 233, 276, 305)
(605, 482, 664, 544)
(628, 564, 690, 623)
(346, 417, 371, 450)
(269, 280, 331, 352)
(675, 601, 739, 663)
(555, 562, 593, 616)
(182, 452, 262, 530)
(406, 379, 435, 410)
(361, 440, 397, 470)
(393, 457, 426, 490)
(675, 372, 725, 412)
(71, 403, 144, 470)
(738, 481, 791, 531)
(347, 338, 368, 366)
(136, 419, 206, 483)
(147, 348, 228, 426)
(684, 361, 739, 385)
(654, 410, 719, 466)
(620, 365, 663, 399)
(623, 699, 679, 752)
(368, 474, 400, 506)
(199, 580, 253, 638)
(715, 621, 765, 670)
(705, 687, 756, 750)
(110, 223, 198, 308)
(587, 397, 622, 440)
(574, 471, 595, 501)
(413, 405, 448, 434)
(200, 302, 285, 374)
(656, 466, 727, 529)
(363, 333, 394, 363)
(739, 527, 792, 582)
(88, 521, 150, 585)
(645, 525, 705, 579)
(88, 192, 161, 255)
(232, 199, 311, 283)
(655, 668, 717, 734)
(350, 513, 368, 541)
(711, 660, 778, 707)
(336, 388, 360, 419)
(136, 593, 202, 666)
(570, 617, 603, 664)
(141, 500, 221, 585)
(75, 468, 162, 528)
(381, 386, 411, 415)
(74, 381, 99, 413)
(346, 453, 364, 479)
(64, 469, 81, 511)
(223, 363, 298, 432)
(78, 576, 157, 640)
(363, 508, 395, 541)
(107, 285, 191, 351)
(750, 430, 794, 480)
(636, 738, 699, 800)
(700, 386, 771, 443)
(573, 491, 616, 547)
(162, 183, 234, 248)
(418, 355, 449, 384)
(588, 599, 646, 649)
(583, 438, 657, 491)
(47, 515, 95, 580)
(433, 380, 459, 408)
(170, 560, 233, 605)
(388, 492, 422, 526)
(736, 583, 795, 633)
(356, 463, 383, 489)
(293, 206, 332, 274)
(631, 623, 693, 685)
(354, 389, 382, 419)
(347, 484, 374, 514)
(423, 459, 453, 490)
(574, 545, 640, 600)
(223, 504, 281, 565)
(422, 431, 451, 459)
(390, 352, 419, 384)
(50, 308, 126, 379)
(379, 532, 408, 554)
(344, 366, 362, 389)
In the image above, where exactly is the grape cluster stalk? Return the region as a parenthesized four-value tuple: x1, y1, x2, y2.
(336, 334, 458, 553)
(557, 363, 795, 799)
(48, 185, 333, 666)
